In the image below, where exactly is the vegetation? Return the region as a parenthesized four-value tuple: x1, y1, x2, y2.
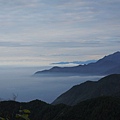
(0, 74, 120, 120)
(0, 96, 120, 120)
(0, 105, 30, 120)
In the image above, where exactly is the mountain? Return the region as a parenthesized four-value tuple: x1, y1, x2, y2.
(52, 74, 120, 106)
(51, 60, 97, 65)
(1, 74, 120, 120)
(0, 96, 120, 120)
(34, 51, 120, 75)
(56, 96, 120, 120)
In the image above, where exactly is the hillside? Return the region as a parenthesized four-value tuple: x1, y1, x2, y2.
(0, 96, 120, 120)
(34, 51, 120, 75)
(1, 74, 120, 119)
(52, 74, 120, 105)
(56, 96, 120, 120)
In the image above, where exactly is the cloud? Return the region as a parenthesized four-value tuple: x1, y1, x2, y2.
(0, 41, 25, 47)
(51, 60, 97, 65)
(0, 0, 120, 66)
(0, 41, 20, 47)
(38, 41, 102, 48)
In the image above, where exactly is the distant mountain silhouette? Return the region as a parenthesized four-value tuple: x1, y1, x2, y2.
(52, 74, 120, 105)
(35, 51, 120, 75)
(51, 60, 97, 65)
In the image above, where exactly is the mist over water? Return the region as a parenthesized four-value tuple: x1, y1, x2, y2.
(0, 66, 103, 103)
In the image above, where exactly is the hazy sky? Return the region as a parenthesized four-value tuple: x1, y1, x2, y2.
(0, 0, 120, 66)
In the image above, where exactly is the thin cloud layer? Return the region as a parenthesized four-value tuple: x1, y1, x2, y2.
(0, 0, 120, 66)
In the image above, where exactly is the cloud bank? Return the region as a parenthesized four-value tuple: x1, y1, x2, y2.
(0, 0, 120, 66)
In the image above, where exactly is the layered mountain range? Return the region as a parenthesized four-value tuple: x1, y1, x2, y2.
(0, 71, 120, 119)
(35, 51, 120, 75)
(1, 52, 120, 119)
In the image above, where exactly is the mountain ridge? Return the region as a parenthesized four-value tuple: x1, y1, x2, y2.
(35, 51, 120, 75)
(52, 74, 120, 105)
(51, 60, 97, 65)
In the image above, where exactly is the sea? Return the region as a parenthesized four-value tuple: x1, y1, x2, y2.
(0, 66, 103, 103)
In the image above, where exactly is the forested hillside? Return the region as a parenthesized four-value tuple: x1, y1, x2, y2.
(0, 96, 120, 120)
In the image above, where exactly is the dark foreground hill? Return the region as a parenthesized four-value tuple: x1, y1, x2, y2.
(1, 74, 120, 120)
(0, 96, 120, 120)
(52, 74, 120, 105)
(35, 51, 120, 75)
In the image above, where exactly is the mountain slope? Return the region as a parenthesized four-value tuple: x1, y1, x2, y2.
(35, 51, 120, 75)
(56, 96, 120, 120)
(0, 96, 120, 120)
(52, 74, 120, 105)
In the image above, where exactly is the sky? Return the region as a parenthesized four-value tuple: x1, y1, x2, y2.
(0, 0, 120, 66)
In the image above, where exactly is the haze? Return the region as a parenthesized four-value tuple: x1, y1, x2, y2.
(0, 66, 102, 103)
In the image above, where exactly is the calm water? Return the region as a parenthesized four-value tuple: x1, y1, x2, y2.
(0, 66, 103, 103)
